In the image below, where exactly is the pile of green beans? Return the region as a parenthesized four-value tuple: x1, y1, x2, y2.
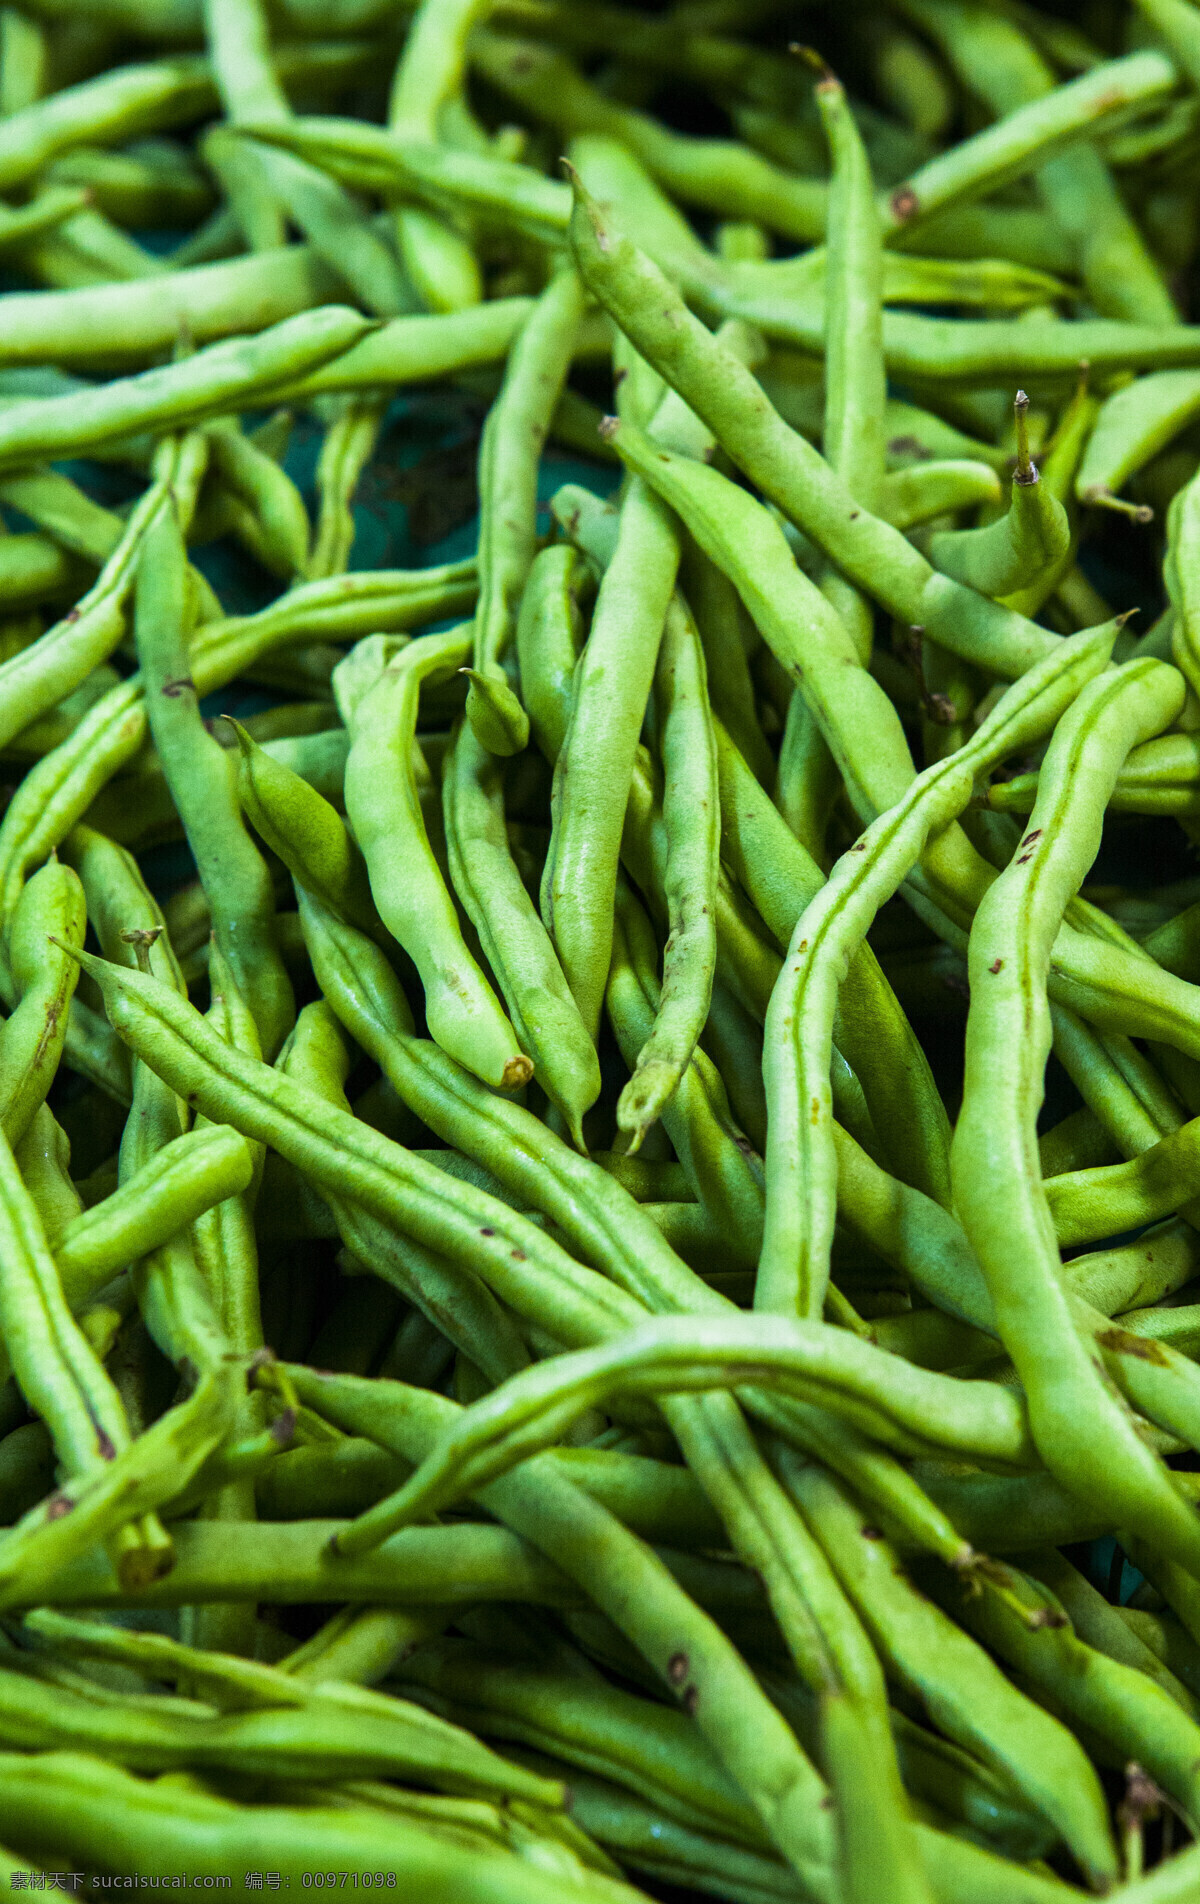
(11, 0, 1200, 1896)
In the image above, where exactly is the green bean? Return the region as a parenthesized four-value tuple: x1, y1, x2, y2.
(1078, 370, 1200, 515)
(46, 137, 213, 227)
(920, 1557, 1200, 1831)
(0, 53, 213, 191)
(541, 476, 679, 1044)
(0, 4, 48, 117)
(927, 393, 1069, 599)
(0, 182, 103, 264)
(1044, 1115, 1200, 1245)
(466, 265, 582, 754)
(0, 465, 123, 567)
(473, 32, 827, 243)
(607, 885, 763, 1264)
(385, 0, 489, 313)
(991, 730, 1200, 819)
(882, 48, 1176, 240)
(280, 998, 531, 1386)
(785, 1459, 1117, 1889)
(0, 1650, 569, 1798)
(136, 499, 294, 1058)
(0, 859, 84, 1149)
(310, 392, 387, 579)
(443, 715, 600, 1147)
(951, 656, 1200, 1573)
(249, 115, 570, 245)
(333, 1316, 1037, 1548)
(682, 541, 773, 789)
(1024, 1550, 1198, 1714)
(299, 886, 980, 1565)
(760, 622, 1115, 1319)
(613, 596, 719, 1149)
(0, 1749, 646, 1899)
(54, 939, 646, 1365)
(229, 713, 376, 927)
(397, 1637, 784, 1852)
(0, 245, 341, 367)
(337, 629, 529, 1088)
(896, 0, 1178, 326)
(52, 1123, 255, 1314)
(0, 448, 174, 759)
(716, 722, 952, 1201)
(0, 304, 369, 472)
(203, 415, 312, 579)
(268, 1361, 840, 1892)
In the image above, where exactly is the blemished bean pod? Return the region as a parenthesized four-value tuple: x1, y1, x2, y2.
(783, 1460, 1119, 1892)
(951, 658, 1200, 1575)
(925, 1558, 1200, 1830)
(758, 620, 1117, 1319)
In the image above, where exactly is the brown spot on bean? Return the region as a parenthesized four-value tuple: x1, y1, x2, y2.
(888, 435, 933, 462)
(1098, 1326, 1169, 1366)
(681, 1685, 698, 1715)
(46, 1493, 72, 1520)
(1020, 830, 1042, 847)
(988, 959, 1003, 974)
(668, 1652, 689, 1684)
(161, 676, 195, 697)
(96, 1429, 116, 1461)
(861, 1526, 883, 1540)
(480, 1227, 495, 1237)
(811, 1096, 821, 1123)
(511, 1249, 527, 1261)
(890, 185, 919, 221)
